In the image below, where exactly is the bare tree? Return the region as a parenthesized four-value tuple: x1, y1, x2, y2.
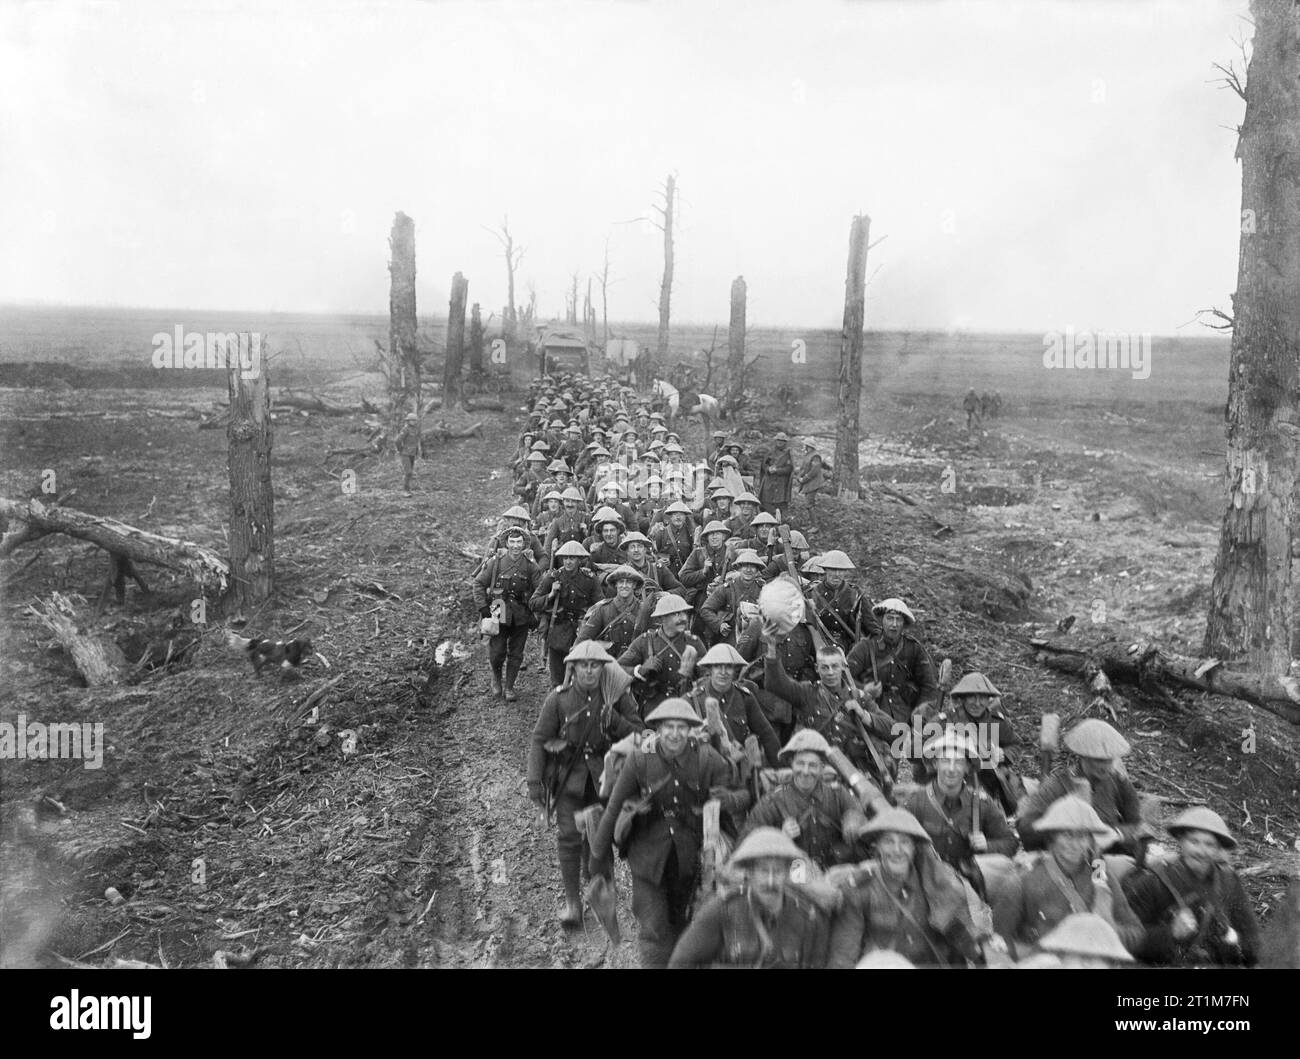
(1205, 0, 1300, 675)
(225, 339, 274, 615)
(727, 275, 746, 410)
(444, 272, 468, 409)
(469, 302, 484, 374)
(654, 174, 677, 363)
(568, 271, 579, 325)
(387, 212, 420, 416)
(484, 216, 524, 343)
(833, 215, 871, 498)
(596, 234, 613, 346)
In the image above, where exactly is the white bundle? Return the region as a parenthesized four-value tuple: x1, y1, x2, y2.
(758, 576, 806, 636)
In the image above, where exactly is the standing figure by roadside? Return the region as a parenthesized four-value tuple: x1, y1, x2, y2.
(394, 412, 422, 494)
(473, 528, 542, 701)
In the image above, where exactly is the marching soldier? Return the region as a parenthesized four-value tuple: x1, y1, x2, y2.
(729, 511, 781, 567)
(742, 730, 872, 869)
(1017, 719, 1147, 862)
(846, 598, 939, 725)
(530, 540, 601, 689)
(534, 490, 564, 534)
(576, 564, 646, 659)
(962, 388, 981, 430)
(1006, 795, 1144, 959)
(589, 698, 750, 968)
(483, 505, 544, 567)
(542, 486, 589, 553)
(760, 624, 896, 789)
(668, 827, 841, 968)
(920, 671, 1024, 813)
(649, 500, 696, 576)
(810, 550, 877, 653)
(618, 594, 706, 717)
(612, 531, 684, 598)
(678, 520, 732, 611)
(473, 528, 542, 701)
(584, 508, 626, 567)
(726, 491, 760, 539)
(1123, 806, 1260, 967)
(735, 614, 818, 737)
(828, 808, 983, 967)
(700, 548, 765, 646)
(528, 641, 644, 926)
(699, 483, 735, 532)
(900, 731, 1018, 927)
(514, 450, 549, 509)
(762, 529, 811, 580)
(685, 643, 782, 767)
(756, 432, 794, 515)
(394, 412, 422, 494)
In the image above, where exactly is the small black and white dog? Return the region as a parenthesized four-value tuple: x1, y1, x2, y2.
(246, 637, 314, 675)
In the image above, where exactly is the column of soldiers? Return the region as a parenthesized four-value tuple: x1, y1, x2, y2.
(484, 373, 1263, 969)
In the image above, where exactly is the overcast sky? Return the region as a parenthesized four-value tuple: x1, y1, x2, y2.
(0, 0, 1251, 332)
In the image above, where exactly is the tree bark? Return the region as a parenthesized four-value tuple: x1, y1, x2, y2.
(1030, 635, 1300, 726)
(469, 302, 484, 374)
(29, 592, 127, 686)
(444, 272, 468, 409)
(1204, 0, 1300, 674)
(388, 212, 419, 416)
(657, 174, 676, 362)
(833, 215, 870, 498)
(225, 356, 275, 615)
(727, 275, 747, 408)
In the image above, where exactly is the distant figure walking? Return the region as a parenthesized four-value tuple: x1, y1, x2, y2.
(962, 388, 982, 431)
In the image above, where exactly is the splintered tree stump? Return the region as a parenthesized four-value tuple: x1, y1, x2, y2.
(29, 593, 127, 686)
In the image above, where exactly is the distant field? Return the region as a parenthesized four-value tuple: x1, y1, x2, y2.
(0, 305, 1229, 411)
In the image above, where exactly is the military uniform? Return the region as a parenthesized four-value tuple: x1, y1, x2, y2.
(576, 594, 643, 659)
(527, 680, 642, 914)
(810, 582, 878, 652)
(735, 621, 817, 733)
(618, 627, 707, 716)
(472, 552, 542, 694)
(918, 700, 1023, 810)
(756, 446, 794, 514)
(650, 522, 695, 576)
(700, 577, 762, 646)
(678, 542, 729, 610)
(901, 783, 1018, 883)
(762, 654, 896, 784)
(530, 566, 601, 687)
(668, 887, 837, 968)
(684, 679, 782, 766)
(603, 557, 683, 598)
(584, 539, 624, 568)
(542, 513, 589, 554)
(1018, 769, 1144, 855)
(1008, 855, 1145, 957)
(743, 781, 867, 868)
(1123, 859, 1260, 967)
(846, 633, 939, 724)
(483, 527, 545, 567)
(590, 740, 748, 967)
(828, 860, 980, 967)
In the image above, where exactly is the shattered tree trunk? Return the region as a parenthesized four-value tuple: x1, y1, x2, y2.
(657, 174, 676, 362)
(1030, 635, 1300, 727)
(388, 212, 419, 416)
(727, 275, 746, 410)
(469, 303, 484, 374)
(225, 356, 274, 615)
(30, 593, 127, 686)
(833, 215, 870, 498)
(1204, 0, 1300, 674)
(0, 497, 230, 586)
(444, 272, 468, 409)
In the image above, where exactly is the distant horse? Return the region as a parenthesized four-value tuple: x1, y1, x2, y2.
(652, 379, 719, 431)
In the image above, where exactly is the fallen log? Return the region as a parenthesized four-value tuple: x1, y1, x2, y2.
(1029, 635, 1300, 726)
(27, 592, 127, 686)
(424, 397, 505, 412)
(0, 497, 229, 592)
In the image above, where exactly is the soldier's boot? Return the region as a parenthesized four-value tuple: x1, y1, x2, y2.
(558, 849, 584, 927)
(503, 661, 522, 702)
(490, 672, 503, 698)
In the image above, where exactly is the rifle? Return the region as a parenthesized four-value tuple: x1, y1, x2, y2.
(543, 697, 608, 826)
(839, 676, 894, 797)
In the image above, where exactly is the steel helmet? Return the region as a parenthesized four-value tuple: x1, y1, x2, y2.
(729, 827, 805, 866)
(872, 597, 916, 625)
(1063, 719, 1131, 759)
(644, 698, 705, 727)
(950, 672, 1001, 698)
(554, 540, 590, 559)
(698, 643, 746, 667)
(650, 594, 693, 618)
(779, 729, 832, 762)
(1167, 806, 1236, 849)
(564, 640, 615, 665)
(817, 549, 856, 571)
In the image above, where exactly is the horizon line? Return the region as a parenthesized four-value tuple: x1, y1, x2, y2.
(0, 302, 1227, 341)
